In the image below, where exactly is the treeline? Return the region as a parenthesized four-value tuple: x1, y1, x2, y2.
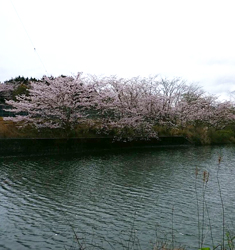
(1, 73, 235, 144)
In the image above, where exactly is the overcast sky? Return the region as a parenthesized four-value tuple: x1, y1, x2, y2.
(1, 0, 235, 100)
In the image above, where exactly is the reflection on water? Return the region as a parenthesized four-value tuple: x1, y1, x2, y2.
(0, 145, 235, 249)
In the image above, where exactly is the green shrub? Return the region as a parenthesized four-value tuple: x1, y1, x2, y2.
(12, 84, 29, 100)
(209, 129, 235, 144)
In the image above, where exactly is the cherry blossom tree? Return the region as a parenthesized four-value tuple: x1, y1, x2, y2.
(86, 75, 158, 139)
(175, 91, 235, 129)
(4, 73, 95, 133)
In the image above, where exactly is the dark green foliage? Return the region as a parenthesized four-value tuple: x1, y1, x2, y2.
(12, 84, 29, 100)
(209, 129, 235, 144)
(4, 75, 38, 85)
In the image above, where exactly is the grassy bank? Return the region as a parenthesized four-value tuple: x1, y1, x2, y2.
(1, 117, 235, 145)
(155, 125, 235, 145)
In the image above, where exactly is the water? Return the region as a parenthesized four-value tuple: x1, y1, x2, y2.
(0, 145, 235, 249)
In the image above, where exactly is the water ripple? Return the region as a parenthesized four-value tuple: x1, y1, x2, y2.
(0, 146, 235, 249)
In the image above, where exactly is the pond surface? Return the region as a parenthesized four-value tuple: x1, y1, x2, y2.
(0, 145, 235, 249)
